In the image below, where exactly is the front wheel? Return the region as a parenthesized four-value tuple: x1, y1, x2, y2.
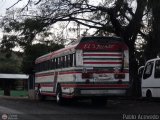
(36, 90, 46, 101)
(146, 90, 152, 99)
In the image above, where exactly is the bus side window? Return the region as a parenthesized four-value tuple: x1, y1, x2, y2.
(73, 53, 76, 66)
(35, 64, 38, 72)
(49, 60, 53, 70)
(64, 56, 67, 68)
(143, 61, 154, 80)
(57, 57, 60, 68)
(59, 57, 62, 68)
(51, 59, 54, 69)
(70, 54, 73, 67)
(46, 61, 49, 70)
(68, 55, 70, 67)
(55, 58, 58, 68)
(74, 53, 76, 66)
(40, 62, 43, 71)
(58, 57, 62, 68)
(154, 60, 160, 78)
(45, 61, 47, 70)
(41, 62, 44, 71)
(39, 63, 41, 72)
(62, 56, 65, 68)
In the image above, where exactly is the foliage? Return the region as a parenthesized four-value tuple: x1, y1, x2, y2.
(0, 52, 22, 73)
(22, 43, 64, 74)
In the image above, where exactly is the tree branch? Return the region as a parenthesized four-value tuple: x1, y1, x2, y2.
(35, 0, 42, 5)
(6, 0, 22, 10)
(21, 0, 31, 11)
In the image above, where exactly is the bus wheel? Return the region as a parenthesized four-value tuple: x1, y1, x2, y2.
(146, 90, 152, 99)
(56, 85, 64, 105)
(91, 98, 107, 106)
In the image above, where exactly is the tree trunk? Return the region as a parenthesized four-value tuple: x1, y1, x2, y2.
(152, 0, 160, 56)
(128, 43, 141, 97)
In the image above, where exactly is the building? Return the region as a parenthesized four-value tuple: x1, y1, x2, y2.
(0, 73, 29, 96)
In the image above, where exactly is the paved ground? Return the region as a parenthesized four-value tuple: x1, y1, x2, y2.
(0, 96, 160, 120)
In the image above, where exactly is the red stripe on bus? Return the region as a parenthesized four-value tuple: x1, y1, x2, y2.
(83, 54, 122, 56)
(59, 72, 81, 75)
(83, 62, 122, 64)
(35, 72, 55, 77)
(61, 84, 129, 88)
(62, 94, 74, 98)
(41, 92, 56, 96)
(40, 84, 53, 87)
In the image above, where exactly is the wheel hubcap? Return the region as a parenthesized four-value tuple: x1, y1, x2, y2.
(56, 93, 60, 102)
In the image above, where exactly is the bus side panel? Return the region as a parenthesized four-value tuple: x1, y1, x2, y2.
(35, 72, 55, 95)
(57, 69, 80, 96)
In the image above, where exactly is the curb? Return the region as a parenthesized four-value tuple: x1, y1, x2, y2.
(0, 95, 28, 100)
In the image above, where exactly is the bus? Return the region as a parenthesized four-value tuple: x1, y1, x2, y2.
(141, 58, 160, 98)
(35, 36, 129, 105)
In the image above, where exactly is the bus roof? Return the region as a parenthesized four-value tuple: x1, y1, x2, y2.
(146, 57, 160, 63)
(79, 36, 123, 43)
(35, 43, 77, 64)
(35, 36, 124, 64)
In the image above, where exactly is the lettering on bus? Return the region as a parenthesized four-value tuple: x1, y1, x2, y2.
(83, 44, 114, 50)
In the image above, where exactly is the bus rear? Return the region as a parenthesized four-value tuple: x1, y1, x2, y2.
(61, 37, 129, 101)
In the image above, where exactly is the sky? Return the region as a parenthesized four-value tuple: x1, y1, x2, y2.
(0, 0, 28, 16)
(0, 0, 29, 51)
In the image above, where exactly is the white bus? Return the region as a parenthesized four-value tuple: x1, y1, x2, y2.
(35, 36, 129, 105)
(142, 58, 160, 98)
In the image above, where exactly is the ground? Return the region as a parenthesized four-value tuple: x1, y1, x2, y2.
(0, 97, 160, 120)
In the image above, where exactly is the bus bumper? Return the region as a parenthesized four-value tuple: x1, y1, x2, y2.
(61, 84, 129, 98)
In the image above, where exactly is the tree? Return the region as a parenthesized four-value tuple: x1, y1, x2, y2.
(0, 52, 22, 73)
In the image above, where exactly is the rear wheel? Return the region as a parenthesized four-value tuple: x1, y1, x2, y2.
(56, 85, 64, 105)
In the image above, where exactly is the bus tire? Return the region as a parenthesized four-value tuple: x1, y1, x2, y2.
(56, 85, 64, 105)
(146, 90, 152, 99)
(91, 98, 107, 106)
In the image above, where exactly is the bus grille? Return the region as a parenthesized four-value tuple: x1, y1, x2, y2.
(83, 52, 122, 67)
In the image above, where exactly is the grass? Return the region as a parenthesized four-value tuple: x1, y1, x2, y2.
(0, 90, 28, 97)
